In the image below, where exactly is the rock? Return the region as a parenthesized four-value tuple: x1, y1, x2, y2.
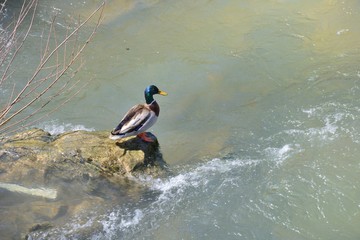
(0, 128, 167, 198)
(31, 203, 68, 220)
(0, 128, 166, 183)
(0, 128, 168, 239)
(28, 222, 53, 232)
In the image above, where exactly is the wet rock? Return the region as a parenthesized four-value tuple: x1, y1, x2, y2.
(31, 203, 68, 220)
(0, 128, 168, 239)
(28, 222, 53, 232)
(0, 128, 166, 184)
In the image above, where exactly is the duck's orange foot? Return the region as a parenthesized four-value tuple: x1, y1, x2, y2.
(137, 132, 154, 142)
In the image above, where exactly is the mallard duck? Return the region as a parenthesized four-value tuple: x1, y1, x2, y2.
(109, 85, 168, 142)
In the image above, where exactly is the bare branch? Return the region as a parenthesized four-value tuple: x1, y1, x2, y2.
(0, 0, 38, 85)
(0, 1, 105, 134)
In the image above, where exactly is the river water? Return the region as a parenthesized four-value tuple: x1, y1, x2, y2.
(2, 0, 360, 239)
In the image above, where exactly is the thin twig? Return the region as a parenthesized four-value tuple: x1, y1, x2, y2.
(7, 2, 104, 109)
(0, 2, 105, 133)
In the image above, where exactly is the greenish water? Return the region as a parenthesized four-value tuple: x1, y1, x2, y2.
(2, 0, 360, 239)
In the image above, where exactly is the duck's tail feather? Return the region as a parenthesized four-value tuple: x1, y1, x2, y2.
(112, 122, 124, 134)
(109, 132, 124, 140)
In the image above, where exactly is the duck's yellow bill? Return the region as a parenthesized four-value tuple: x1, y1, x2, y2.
(159, 90, 168, 96)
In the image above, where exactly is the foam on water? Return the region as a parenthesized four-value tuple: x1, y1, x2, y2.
(95, 145, 309, 239)
(39, 121, 95, 135)
(95, 158, 264, 239)
(265, 144, 302, 165)
(272, 102, 360, 146)
(137, 157, 261, 200)
(28, 157, 266, 239)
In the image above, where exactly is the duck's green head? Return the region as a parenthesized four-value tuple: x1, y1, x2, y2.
(145, 85, 168, 104)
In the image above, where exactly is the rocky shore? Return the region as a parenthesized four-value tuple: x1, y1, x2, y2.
(0, 128, 167, 239)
